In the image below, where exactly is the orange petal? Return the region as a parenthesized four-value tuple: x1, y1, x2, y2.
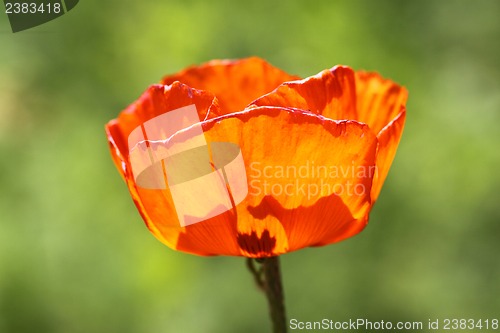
(251, 65, 357, 121)
(250, 67, 408, 202)
(105, 119, 128, 180)
(371, 108, 406, 201)
(121, 106, 378, 257)
(105, 83, 222, 159)
(355, 71, 408, 135)
(252, 66, 408, 137)
(161, 57, 299, 115)
(104, 82, 222, 205)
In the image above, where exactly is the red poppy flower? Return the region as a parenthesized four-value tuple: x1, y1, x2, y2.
(105, 57, 407, 258)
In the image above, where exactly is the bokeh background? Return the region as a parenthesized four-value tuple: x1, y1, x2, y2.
(1, 1, 499, 332)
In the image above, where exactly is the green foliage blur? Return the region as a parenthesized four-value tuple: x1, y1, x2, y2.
(1, 1, 499, 332)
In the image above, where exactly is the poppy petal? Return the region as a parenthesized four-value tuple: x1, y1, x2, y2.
(105, 83, 222, 160)
(371, 108, 406, 201)
(250, 65, 357, 121)
(129, 106, 377, 257)
(161, 57, 299, 115)
(106, 62, 407, 258)
(355, 71, 408, 135)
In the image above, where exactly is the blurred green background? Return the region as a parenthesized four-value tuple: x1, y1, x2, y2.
(1, 0, 499, 332)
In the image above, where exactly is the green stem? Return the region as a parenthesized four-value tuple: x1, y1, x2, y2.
(247, 257, 287, 333)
